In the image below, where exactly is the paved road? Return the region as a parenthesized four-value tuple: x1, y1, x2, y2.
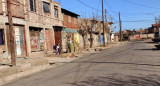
(3, 40, 160, 86)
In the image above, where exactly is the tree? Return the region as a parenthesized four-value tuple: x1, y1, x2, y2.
(78, 18, 88, 49)
(88, 15, 101, 48)
(78, 15, 101, 49)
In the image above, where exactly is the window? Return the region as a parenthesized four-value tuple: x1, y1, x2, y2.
(30, 0, 36, 12)
(54, 6, 58, 18)
(43, 2, 50, 13)
(0, 29, 5, 45)
(68, 16, 71, 22)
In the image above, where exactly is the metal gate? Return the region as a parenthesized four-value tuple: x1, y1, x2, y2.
(14, 26, 26, 57)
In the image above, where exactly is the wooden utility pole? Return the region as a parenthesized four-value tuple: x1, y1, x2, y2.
(102, 0, 105, 47)
(7, 0, 16, 66)
(105, 9, 108, 44)
(119, 12, 122, 41)
(155, 17, 157, 24)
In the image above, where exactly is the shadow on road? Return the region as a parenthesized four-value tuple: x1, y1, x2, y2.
(61, 61, 160, 67)
(145, 41, 156, 44)
(69, 74, 160, 86)
(134, 48, 160, 51)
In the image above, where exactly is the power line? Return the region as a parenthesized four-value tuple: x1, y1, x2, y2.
(75, 0, 119, 22)
(104, 0, 118, 14)
(97, 0, 101, 10)
(76, 0, 102, 12)
(103, 0, 120, 21)
(122, 20, 155, 22)
(120, 12, 160, 15)
(121, 0, 160, 9)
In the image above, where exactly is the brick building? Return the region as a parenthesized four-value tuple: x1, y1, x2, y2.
(0, 0, 62, 60)
(61, 8, 79, 53)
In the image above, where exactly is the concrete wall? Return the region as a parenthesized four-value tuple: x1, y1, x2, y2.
(79, 33, 101, 49)
(147, 33, 155, 38)
(129, 33, 155, 40)
(114, 36, 119, 43)
(111, 33, 114, 42)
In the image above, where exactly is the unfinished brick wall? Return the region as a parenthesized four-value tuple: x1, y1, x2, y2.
(73, 17, 78, 30)
(26, 0, 62, 25)
(0, 0, 2, 15)
(63, 14, 78, 30)
(5, 0, 25, 18)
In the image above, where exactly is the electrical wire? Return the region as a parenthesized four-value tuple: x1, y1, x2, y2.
(76, 0, 102, 12)
(104, 0, 118, 14)
(122, 19, 155, 22)
(121, 0, 160, 10)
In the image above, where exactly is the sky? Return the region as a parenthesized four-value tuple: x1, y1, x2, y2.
(54, 0, 160, 32)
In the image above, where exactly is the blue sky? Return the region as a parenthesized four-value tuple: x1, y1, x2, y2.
(54, 0, 160, 32)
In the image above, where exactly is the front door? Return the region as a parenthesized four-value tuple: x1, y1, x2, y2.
(14, 26, 26, 57)
(54, 30, 62, 47)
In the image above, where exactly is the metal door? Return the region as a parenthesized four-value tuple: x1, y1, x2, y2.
(14, 26, 26, 57)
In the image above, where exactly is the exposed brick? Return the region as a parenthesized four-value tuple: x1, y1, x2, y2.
(62, 14, 78, 30)
(26, 0, 62, 25)
(0, 0, 2, 15)
(5, 0, 25, 18)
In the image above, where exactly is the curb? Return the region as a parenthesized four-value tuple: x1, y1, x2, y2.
(0, 64, 56, 86)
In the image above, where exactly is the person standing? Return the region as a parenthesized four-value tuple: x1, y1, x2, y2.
(56, 44, 60, 54)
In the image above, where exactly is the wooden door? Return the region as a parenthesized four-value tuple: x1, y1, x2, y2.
(45, 30, 54, 51)
(54, 30, 62, 47)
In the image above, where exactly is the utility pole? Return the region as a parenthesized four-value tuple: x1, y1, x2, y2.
(105, 9, 108, 44)
(155, 17, 157, 24)
(119, 12, 122, 41)
(102, 0, 105, 47)
(7, 0, 16, 66)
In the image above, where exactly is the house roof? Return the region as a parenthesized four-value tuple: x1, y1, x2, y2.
(152, 24, 160, 27)
(136, 29, 145, 33)
(61, 8, 80, 17)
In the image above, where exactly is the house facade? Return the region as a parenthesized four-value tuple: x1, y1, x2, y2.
(0, 0, 62, 60)
(61, 8, 79, 53)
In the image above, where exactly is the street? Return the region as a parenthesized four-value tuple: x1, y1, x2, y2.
(3, 40, 160, 86)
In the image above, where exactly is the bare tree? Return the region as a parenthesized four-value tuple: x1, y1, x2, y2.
(78, 14, 101, 49)
(88, 15, 101, 48)
(78, 18, 88, 49)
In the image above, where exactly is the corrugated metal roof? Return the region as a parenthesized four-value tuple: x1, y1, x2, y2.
(63, 28, 77, 33)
